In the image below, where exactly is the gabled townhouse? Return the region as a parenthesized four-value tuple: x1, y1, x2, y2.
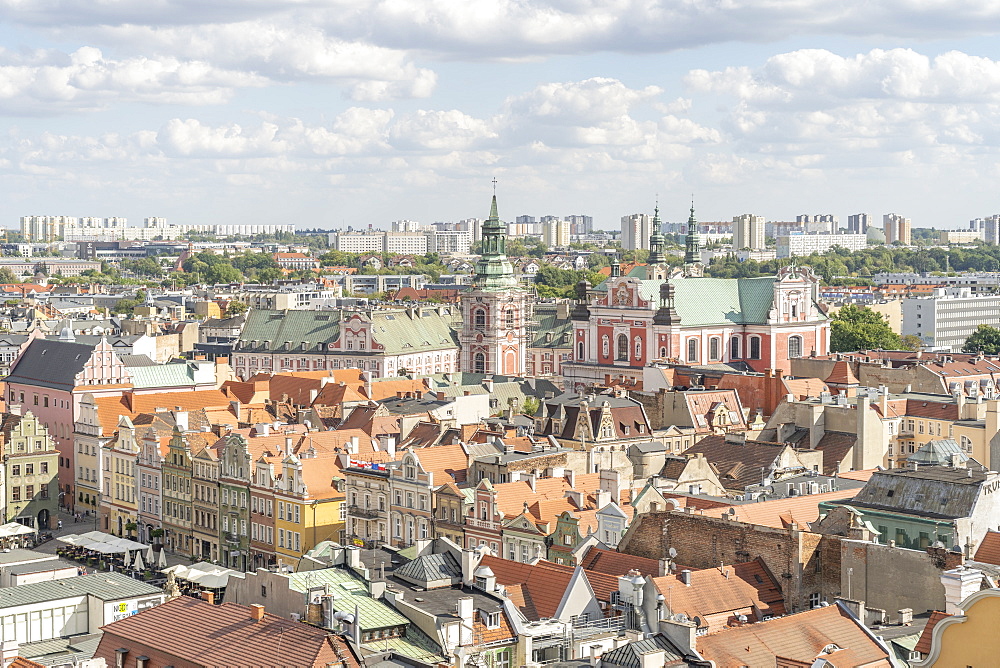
(249, 452, 277, 569)
(387, 444, 468, 548)
(215, 433, 254, 570)
(0, 410, 59, 529)
(100, 416, 141, 537)
(191, 444, 221, 562)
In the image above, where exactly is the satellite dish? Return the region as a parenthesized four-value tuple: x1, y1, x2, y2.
(668, 547, 678, 559)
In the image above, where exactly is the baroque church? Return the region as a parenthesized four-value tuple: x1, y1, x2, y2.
(561, 204, 831, 392)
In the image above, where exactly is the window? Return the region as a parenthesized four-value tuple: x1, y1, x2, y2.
(474, 309, 486, 330)
(749, 336, 761, 360)
(11, 465, 19, 477)
(788, 335, 802, 359)
(25, 464, 33, 476)
(10, 487, 18, 501)
(505, 310, 515, 328)
(486, 612, 501, 629)
(809, 593, 821, 608)
(577, 341, 585, 359)
(616, 334, 628, 361)
(709, 337, 720, 361)
(473, 352, 485, 374)
(687, 338, 698, 362)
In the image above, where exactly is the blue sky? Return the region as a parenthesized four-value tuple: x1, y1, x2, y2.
(2, 1, 1000, 230)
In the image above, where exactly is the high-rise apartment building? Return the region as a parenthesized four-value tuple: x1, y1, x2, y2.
(976, 215, 1000, 245)
(390, 220, 423, 232)
(733, 213, 766, 250)
(883, 213, 912, 245)
(542, 220, 571, 248)
(621, 213, 651, 250)
(565, 215, 593, 235)
(848, 213, 872, 234)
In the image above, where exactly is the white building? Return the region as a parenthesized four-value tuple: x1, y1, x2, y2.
(776, 232, 868, 258)
(884, 213, 912, 245)
(384, 232, 428, 255)
(426, 230, 472, 254)
(391, 220, 424, 232)
(941, 230, 983, 244)
(733, 213, 766, 250)
(620, 213, 651, 250)
(331, 231, 385, 253)
(542, 220, 571, 248)
(902, 287, 1000, 351)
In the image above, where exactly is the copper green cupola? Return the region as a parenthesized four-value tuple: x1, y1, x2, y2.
(474, 192, 518, 291)
(684, 202, 701, 266)
(648, 204, 667, 266)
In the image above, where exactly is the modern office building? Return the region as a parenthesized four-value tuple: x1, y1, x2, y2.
(884, 213, 912, 245)
(902, 287, 1000, 351)
(733, 213, 766, 250)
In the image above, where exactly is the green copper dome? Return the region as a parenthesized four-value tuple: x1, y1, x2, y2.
(474, 194, 518, 291)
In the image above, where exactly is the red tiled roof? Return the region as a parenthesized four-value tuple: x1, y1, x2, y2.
(914, 610, 951, 656)
(94, 597, 359, 668)
(699, 489, 858, 529)
(580, 546, 663, 578)
(480, 556, 574, 620)
(974, 530, 1000, 565)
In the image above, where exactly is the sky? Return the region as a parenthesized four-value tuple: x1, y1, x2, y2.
(3, 1, 1000, 230)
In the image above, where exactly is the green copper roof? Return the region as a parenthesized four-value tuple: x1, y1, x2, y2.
(684, 204, 701, 265)
(530, 305, 573, 348)
(126, 362, 199, 389)
(632, 277, 777, 326)
(285, 568, 410, 631)
(474, 194, 518, 291)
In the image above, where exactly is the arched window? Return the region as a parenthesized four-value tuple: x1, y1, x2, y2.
(505, 309, 515, 328)
(634, 337, 642, 360)
(473, 352, 485, 374)
(687, 338, 698, 362)
(659, 346, 667, 358)
(709, 337, 720, 361)
(601, 335, 610, 358)
(578, 341, 585, 359)
(962, 435, 973, 452)
(474, 309, 486, 330)
(616, 334, 629, 361)
(788, 335, 802, 359)
(749, 336, 761, 360)
(730, 336, 740, 359)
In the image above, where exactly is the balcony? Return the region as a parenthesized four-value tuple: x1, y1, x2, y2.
(466, 517, 500, 531)
(348, 505, 383, 520)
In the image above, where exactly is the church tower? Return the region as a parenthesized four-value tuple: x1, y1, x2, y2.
(683, 201, 704, 278)
(646, 204, 670, 280)
(460, 188, 529, 376)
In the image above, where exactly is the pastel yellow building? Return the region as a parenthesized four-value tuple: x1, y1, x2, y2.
(274, 453, 345, 567)
(915, 588, 1000, 666)
(100, 416, 141, 538)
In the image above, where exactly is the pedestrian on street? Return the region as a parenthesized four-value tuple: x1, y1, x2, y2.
(57, 520, 62, 529)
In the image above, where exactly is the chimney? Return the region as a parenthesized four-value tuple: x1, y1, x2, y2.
(230, 400, 242, 421)
(679, 570, 692, 586)
(941, 566, 982, 615)
(259, 422, 271, 437)
(309, 388, 319, 404)
(174, 410, 189, 432)
(250, 604, 265, 622)
(201, 590, 215, 605)
(349, 435, 360, 454)
(638, 649, 666, 668)
(565, 470, 576, 489)
(285, 436, 293, 456)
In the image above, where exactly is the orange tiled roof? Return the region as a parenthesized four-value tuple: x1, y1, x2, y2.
(411, 443, 469, 485)
(94, 391, 232, 437)
(699, 489, 858, 529)
(696, 604, 891, 667)
(651, 558, 785, 633)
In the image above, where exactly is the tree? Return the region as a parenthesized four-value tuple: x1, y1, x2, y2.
(829, 305, 902, 352)
(225, 301, 248, 317)
(963, 324, 1000, 355)
(521, 397, 540, 416)
(0, 267, 17, 284)
(900, 334, 924, 352)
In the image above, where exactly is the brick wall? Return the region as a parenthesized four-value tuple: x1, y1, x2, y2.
(619, 510, 842, 612)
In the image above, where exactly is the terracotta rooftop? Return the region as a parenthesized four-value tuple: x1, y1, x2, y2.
(94, 597, 359, 668)
(579, 547, 664, 578)
(479, 555, 573, 620)
(914, 610, 950, 656)
(974, 530, 1000, 565)
(651, 558, 785, 633)
(699, 488, 858, 529)
(696, 603, 891, 667)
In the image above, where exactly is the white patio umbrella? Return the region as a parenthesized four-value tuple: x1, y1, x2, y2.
(122, 548, 130, 566)
(145, 545, 154, 563)
(133, 551, 145, 571)
(157, 548, 168, 568)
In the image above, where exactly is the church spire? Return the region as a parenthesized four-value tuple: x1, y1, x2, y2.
(684, 197, 701, 267)
(473, 182, 518, 291)
(647, 201, 667, 266)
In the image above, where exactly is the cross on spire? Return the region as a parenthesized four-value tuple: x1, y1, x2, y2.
(492, 177, 497, 194)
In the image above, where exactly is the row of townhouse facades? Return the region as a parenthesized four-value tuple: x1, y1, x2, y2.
(75, 405, 348, 570)
(343, 446, 649, 565)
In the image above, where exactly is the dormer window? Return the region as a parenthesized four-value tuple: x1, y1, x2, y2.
(485, 611, 501, 629)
